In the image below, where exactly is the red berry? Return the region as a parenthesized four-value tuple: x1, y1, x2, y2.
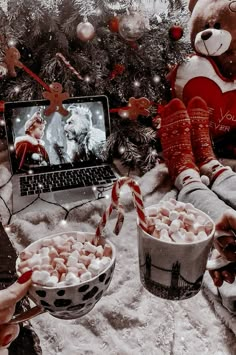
(108, 17, 119, 33)
(169, 25, 183, 41)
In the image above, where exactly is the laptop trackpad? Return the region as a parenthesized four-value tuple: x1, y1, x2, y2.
(53, 187, 96, 205)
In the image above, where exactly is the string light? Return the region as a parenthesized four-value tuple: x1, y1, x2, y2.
(14, 86, 20, 93)
(4, 226, 11, 233)
(60, 219, 67, 226)
(119, 146, 125, 154)
(153, 75, 161, 83)
(133, 80, 140, 87)
(84, 75, 90, 82)
(8, 39, 17, 47)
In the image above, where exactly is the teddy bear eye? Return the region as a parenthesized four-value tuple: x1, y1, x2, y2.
(213, 22, 221, 29)
(204, 23, 210, 29)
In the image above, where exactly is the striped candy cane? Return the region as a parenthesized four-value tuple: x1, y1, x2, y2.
(56, 53, 83, 80)
(94, 177, 147, 244)
(112, 177, 148, 233)
(95, 202, 125, 245)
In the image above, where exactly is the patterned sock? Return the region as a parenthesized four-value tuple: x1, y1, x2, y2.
(160, 98, 199, 185)
(187, 96, 229, 182)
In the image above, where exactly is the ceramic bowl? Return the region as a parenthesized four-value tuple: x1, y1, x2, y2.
(16, 231, 116, 319)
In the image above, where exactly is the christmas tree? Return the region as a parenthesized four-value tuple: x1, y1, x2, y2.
(0, 0, 192, 173)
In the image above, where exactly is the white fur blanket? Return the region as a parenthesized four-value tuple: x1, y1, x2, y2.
(0, 146, 236, 355)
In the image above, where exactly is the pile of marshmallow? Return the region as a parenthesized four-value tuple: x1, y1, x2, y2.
(146, 199, 213, 243)
(17, 233, 112, 287)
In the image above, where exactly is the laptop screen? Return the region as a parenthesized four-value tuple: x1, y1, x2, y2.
(4, 96, 111, 174)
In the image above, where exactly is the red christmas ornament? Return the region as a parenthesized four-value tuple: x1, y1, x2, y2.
(169, 25, 183, 41)
(108, 16, 120, 33)
(109, 64, 125, 80)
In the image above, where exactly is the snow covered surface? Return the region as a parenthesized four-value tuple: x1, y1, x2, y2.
(0, 148, 236, 354)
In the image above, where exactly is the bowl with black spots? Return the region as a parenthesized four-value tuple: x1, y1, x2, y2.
(16, 231, 116, 320)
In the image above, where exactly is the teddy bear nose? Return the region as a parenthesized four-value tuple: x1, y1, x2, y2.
(201, 30, 213, 41)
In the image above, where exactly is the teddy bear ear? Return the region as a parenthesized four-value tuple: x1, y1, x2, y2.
(188, 0, 198, 12)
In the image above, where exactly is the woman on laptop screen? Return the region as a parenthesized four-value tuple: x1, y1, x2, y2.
(14, 112, 50, 170)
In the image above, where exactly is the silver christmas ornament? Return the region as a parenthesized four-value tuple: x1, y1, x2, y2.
(76, 22, 95, 42)
(118, 11, 146, 41)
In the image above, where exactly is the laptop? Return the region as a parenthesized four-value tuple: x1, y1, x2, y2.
(4, 95, 118, 213)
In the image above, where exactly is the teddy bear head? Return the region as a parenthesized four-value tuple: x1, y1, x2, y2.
(189, 0, 236, 78)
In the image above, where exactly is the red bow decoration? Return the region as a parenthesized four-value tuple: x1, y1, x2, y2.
(119, 97, 151, 120)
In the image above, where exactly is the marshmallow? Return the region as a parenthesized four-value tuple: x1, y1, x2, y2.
(80, 271, 92, 282)
(32, 270, 50, 285)
(149, 199, 213, 245)
(65, 272, 80, 285)
(18, 233, 113, 288)
(84, 241, 97, 253)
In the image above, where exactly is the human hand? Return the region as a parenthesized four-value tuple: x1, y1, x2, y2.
(0, 271, 32, 352)
(209, 210, 236, 287)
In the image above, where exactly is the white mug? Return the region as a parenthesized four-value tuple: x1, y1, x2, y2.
(137, 205, 215, 300)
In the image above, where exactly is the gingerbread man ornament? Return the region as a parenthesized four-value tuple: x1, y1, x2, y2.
(119, 97, 151, 120)
(4, 47, 23, 77)
(43, 82, 69, 116)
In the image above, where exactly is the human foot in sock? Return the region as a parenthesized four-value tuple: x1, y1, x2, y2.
(187, 96, 230, 182)
(160, 98, 201, 189)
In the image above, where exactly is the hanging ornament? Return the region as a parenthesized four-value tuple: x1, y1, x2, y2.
(109, 63, 125, 80)
(169, 25, 184, 41)
(108, 16, 120, 33)
(0, 62, 8, 78)
(118, 11, 146, 41)
(118, 97, 151, 120)
(76, 22, 96, 42)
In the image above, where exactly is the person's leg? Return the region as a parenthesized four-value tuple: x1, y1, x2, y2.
(160, 98, 233, 222)
(0, 222, 42, 355)
(188, 96, 236, 210)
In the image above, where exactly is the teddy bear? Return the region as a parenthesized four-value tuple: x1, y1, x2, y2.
(42, 82, 69, 116)
(4, 47, 23, 77)
(167, 0, 236, 158)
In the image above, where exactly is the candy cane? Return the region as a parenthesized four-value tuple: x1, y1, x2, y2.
(94, 177, 147, 244)
(112, 177, 148, 232)
(56, 53, 83, 80)
(95, 202, 125, 245)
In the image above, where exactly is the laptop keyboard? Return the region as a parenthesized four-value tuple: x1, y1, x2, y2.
(19, 166, 117, 196)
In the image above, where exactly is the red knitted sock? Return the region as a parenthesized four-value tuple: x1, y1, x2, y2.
(187, 96, 215, 166)
(187, 96, 229, 181)
(160, 98, 199, 183)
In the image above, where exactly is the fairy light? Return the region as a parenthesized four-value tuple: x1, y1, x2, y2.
(84, 75, 90, 83)
(8, 39, 17, 47)
(4, 226, 11, 233)
(153, 75, 161, 83)
(119, 146, 125, 154)
(28, 169, 33, 175)
(119, 110, 129, 118)
(105, 194, 110, 199)
(60, 219, 67, 226)
(92, 186, 97, 191)
(16, 117, 21, 123)
(14, 86, 20, 93)
(9, 145, 14, 151)
(134, 80, 140, 87)
(0, 120, 5, 126)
